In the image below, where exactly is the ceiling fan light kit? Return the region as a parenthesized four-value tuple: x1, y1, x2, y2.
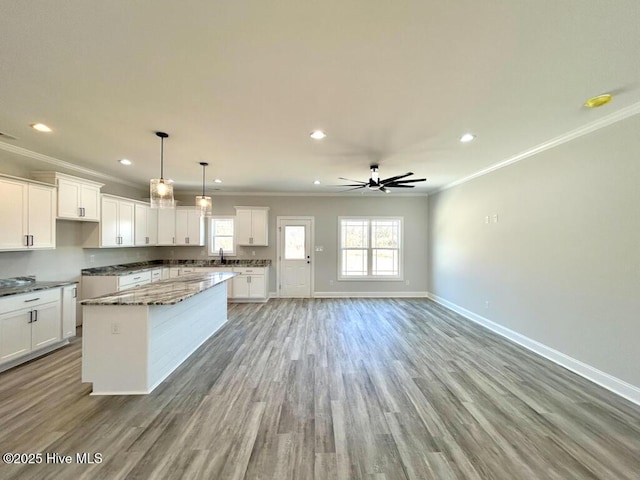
(338, 164, 426, 193)
(196, 161, 212, 216)
(583, 93, 612, 108)
(150, 131, 175, 209)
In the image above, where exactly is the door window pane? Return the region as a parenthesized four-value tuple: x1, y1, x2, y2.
(284, 225, 305, 259)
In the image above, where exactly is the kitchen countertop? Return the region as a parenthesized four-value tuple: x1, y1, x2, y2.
(80, 272, 238, 306)
(81, 259, 271, 276)
(0, 277, 78, 299)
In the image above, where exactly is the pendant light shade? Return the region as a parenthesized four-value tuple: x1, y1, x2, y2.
(196, 162, 212, 216)
(150, 131, 175, 208)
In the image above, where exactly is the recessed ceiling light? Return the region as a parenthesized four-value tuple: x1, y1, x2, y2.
(31, 123, 52, 133)
(310, 130, 326, 140)
(213, 178, 222, 183)
(584, 93, 612, 108)
(460, 133, 475, 143)
(119, 159, 132, 166)
(313, 180, 321, 185)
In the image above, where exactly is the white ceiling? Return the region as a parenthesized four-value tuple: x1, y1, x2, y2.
(1, 1, 639, 195)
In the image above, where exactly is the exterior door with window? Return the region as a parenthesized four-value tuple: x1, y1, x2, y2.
(278, 217, 312, 297)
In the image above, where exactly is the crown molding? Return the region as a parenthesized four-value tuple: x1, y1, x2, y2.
(0, 141, 141, 189)
(437, 100, 640, 193)
(176, 189, 429, 197)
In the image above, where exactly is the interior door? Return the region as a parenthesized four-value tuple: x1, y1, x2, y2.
(278, 218, 312, 297)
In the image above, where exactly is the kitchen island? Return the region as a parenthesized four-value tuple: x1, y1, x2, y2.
(81, 271, 236, 395)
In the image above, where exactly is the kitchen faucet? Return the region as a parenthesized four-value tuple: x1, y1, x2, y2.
(219, 247, 226, 264)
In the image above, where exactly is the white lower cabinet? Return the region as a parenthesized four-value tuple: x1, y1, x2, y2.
(62, 284, 77, 338)
(231, 267, 268, 301)
(0, 286, 75, 367)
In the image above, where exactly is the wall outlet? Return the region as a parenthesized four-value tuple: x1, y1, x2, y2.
(485, 300, 490, 309)
(485, 216, 490, 224)
(492, 214, 499, 223)
(89, 255, 95, 263)
(406, 280, 410, 286)
(111, 322, 121, 334)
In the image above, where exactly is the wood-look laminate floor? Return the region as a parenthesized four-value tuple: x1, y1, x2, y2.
(1, 298, 639, 479)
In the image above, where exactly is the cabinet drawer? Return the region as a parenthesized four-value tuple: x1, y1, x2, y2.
(0, 289, 60, 315)
(233, 267, 265, 275)
(150, 269, 163, 282)
(181, 267, 197, 275)
(118, 271, 152, 289)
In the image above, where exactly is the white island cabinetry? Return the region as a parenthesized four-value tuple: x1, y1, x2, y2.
(81, 272, 236, 395)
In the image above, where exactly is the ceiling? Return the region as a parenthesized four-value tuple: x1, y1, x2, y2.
(1, 1, 639, 195)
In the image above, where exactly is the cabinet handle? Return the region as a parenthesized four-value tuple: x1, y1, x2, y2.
(79, 207, 83, 217)
(185, 237, 189, 244)
(250, 237, 253, 244)
(73, 287, 77, 298)
(146, 236, 149, 244)
(33, 309, 38, 322)
(133, 276, 141, 280)
(248, 276, 251, 284)
(172, 237, 175, 244)
(28, 311, 33, 323)
(24, 235, 29, 246)
(24, 297, 41, 303)
(30, 235, 34, 246)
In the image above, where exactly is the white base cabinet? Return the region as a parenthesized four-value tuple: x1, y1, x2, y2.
(231, 267, 268, 300)
(0, 285, 76, 370)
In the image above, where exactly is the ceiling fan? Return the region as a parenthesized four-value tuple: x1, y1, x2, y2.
(338, 165, 426, 193)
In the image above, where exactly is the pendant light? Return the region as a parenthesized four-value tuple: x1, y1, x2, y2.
(150, 131, 175, 208)
(195, 162, 212, 216)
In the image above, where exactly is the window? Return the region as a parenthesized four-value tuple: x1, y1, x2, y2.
(339, 217, 402, 279)
(208, 216, 236, 256)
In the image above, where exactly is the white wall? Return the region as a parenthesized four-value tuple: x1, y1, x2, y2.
(165, 194, 430, 295)
(428, 113, 640, 392)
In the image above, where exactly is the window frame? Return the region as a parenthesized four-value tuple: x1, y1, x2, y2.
(337, 216, 404, 281)
(208, 215, 237, 257)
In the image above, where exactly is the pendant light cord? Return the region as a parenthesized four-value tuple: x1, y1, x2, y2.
(202, 164, 206, 197)
(160, 136, 164, 180)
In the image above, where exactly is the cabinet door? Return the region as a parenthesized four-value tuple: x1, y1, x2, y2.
(147, 207, 158, 245)
(175, 208, 189, 245)
(235, 209, 252, 245)
(101, 197, 119, 247)
(80, 184, 101, 221)
(0, 309, 32, 363)
(0, 178, 29, 250)
(57, 178, 81, 219)
(157, 208, 176, 245)
(62, 285, 77, 338)
(134, 203, 148, 246)
(232, 275, 250, 298)
(31, 301, 61, 350)
(187, 209, 204, 246)
(118, 200, 135, 247)
(248, 275, 266, 298)
(251, 209, 268, 246)
(28, 184, 56, 249)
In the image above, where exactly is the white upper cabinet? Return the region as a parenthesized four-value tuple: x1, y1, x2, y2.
(156, 208, 176, 246)
(235, 206, 269, 246)
(0, 176, 56, 251)
(83, 195, 134, 248)
(32, 172, 103, 221)
(175, 207, 205, 246)
(135, 203, 157, 246)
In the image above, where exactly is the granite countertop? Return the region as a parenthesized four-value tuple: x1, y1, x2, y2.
(0, 276, 78, 298)
(81, 259, 271, 276)
(80, 272, 238, 306)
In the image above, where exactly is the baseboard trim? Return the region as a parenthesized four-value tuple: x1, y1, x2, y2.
(314, 291, 429, 298)
(427, 293, 640, 406)
(0, 339, 71, 373)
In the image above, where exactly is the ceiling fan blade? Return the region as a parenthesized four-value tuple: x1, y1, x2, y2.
(387, 178, 427, 184)
(380, 172, 413, 184)
(384, 184, 415, 188)
(340, 186, 366, 192)
(331, 184, 367, 187)
(338, 177, 367, 184)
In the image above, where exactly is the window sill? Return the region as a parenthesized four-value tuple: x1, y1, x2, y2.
(338, 276, 404, 282)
